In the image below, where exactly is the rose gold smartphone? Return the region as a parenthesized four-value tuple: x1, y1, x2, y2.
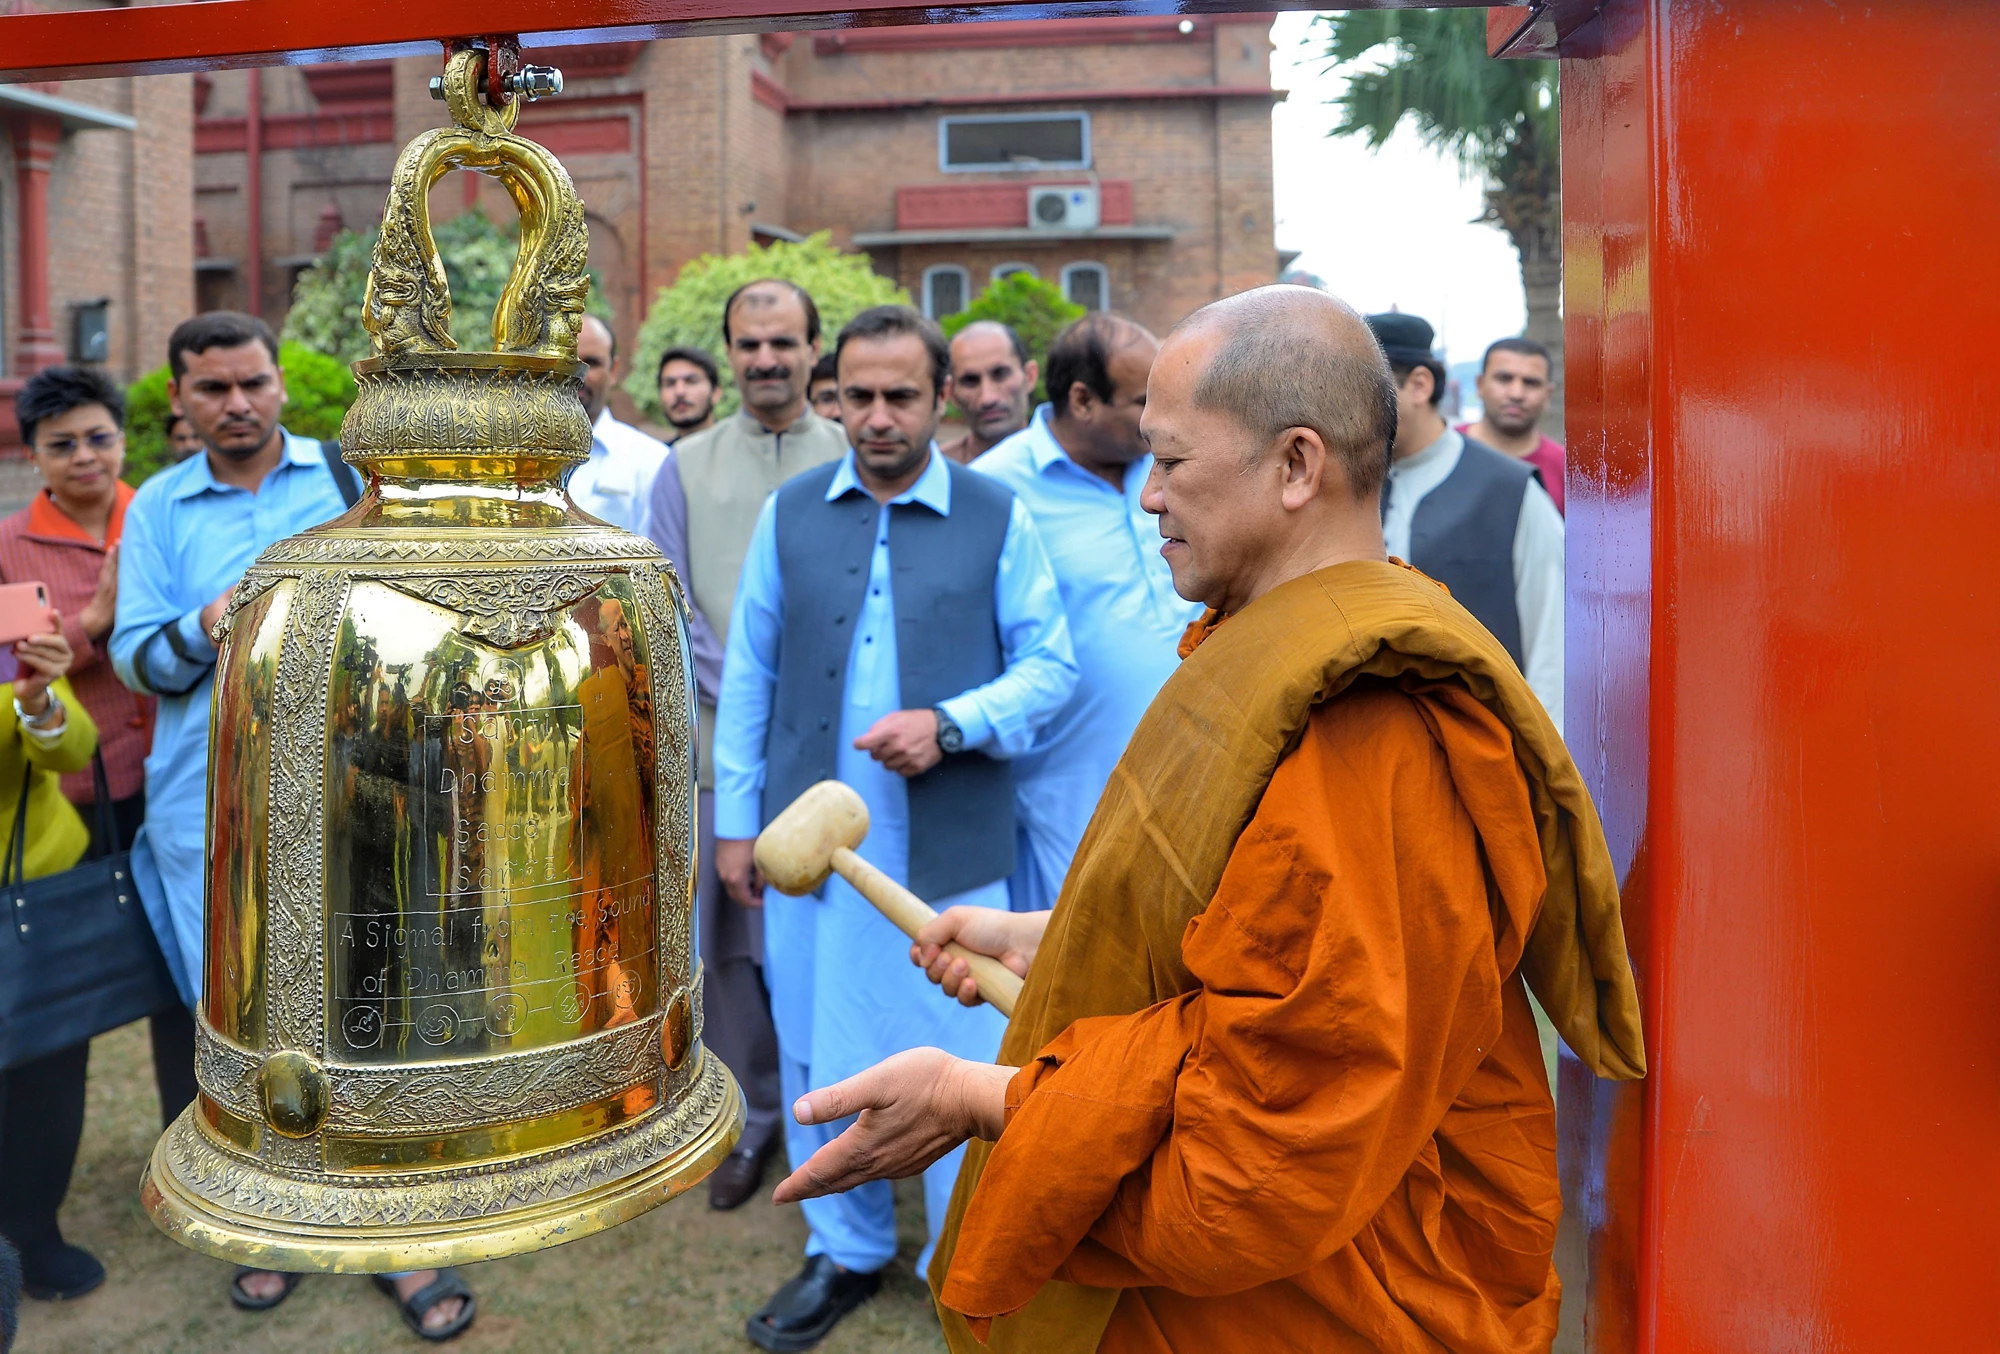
(0, 582, 56, 646)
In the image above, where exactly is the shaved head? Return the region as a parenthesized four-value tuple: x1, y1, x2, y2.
(1140, 285, 1391, 613)
(1174, 286, 1397, 501)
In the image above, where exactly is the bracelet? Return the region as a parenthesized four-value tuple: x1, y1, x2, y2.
(15, 691, 63, 730)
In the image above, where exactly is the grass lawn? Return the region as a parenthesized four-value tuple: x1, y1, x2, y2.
(16, 1021, 948, 1354)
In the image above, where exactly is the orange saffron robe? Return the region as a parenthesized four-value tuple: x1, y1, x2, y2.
(930, 563, 1643, 1354)
(943, 679, 1560, 1352)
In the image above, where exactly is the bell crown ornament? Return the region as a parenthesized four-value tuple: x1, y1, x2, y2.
(141, 45, 743, 1272)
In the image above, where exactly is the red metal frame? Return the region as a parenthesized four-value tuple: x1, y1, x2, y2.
(0, 0, 1495, 84)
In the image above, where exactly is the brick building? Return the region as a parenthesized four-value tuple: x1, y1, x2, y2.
(195, 19, 1282, 361)
(0, 75, 194, 451)
(2, 17, 1280, 448)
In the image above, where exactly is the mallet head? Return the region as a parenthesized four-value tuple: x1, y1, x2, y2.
(753, 780, 870, 895)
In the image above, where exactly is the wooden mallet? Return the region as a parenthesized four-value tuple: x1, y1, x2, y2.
(753, 780, 1024, 1018)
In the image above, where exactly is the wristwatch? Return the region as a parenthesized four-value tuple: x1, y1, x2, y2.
(933, 706, 964, 755)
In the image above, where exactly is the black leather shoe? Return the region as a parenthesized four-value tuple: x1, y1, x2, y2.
(745, 1255, 881, 1352)
(708, 1140, 774, 1211)
(21, 1241, 105, 1301)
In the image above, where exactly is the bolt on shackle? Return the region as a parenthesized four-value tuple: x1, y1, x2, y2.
(427, 35, 563, 103)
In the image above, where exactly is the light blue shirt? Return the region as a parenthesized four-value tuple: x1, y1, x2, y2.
(974, 405, 1202, 911)
(713, 446, 1075, 1082)
(111, 430, 350, 1004)
(570, 408, 668, 537)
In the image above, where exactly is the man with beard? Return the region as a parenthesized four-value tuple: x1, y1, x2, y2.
(713, 305, 1075, 1351)
(570, 315, 669, 535)
(1461, 337, 1565, 515)
(1371, 313, 1564, 732)
(939, 322, 1037, 465)
(657, 345, 721, 444)
(111, 312, 477, 1340)
(644, 279, 847, 1212)
(972, 313, 1197, 913)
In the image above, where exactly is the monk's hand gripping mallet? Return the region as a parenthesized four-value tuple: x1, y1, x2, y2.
(755, 780, 1024, 1018)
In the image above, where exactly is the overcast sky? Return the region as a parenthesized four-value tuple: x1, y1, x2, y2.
(1268, 12, 1527, 372)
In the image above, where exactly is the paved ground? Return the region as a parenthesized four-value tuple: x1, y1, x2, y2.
(16, 1021, 948, 1354)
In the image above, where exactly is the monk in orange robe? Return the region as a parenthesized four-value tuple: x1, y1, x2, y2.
(771, 285, 1646, 1353)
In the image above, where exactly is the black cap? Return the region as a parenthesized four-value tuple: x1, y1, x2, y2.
(1364, 312, 1437, 366)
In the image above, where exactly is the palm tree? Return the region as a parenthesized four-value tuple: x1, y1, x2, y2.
(1319, 11, 1562, 424)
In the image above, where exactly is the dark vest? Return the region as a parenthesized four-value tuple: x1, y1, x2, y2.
(1407, 436, 1534, 665)
(763, 459, 1017, 900)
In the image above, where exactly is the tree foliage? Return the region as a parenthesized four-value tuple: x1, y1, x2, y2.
(122, 342, 358, 486)
(1319, 10, 1564, 411)
(1321, 11, 1557, 185)
(940, 272, 1084, 408)
(623, 232, 908, 421)
(282, 210, 612, 366)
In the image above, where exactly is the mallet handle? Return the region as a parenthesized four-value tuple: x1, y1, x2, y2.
(830, 846, 1023, 1018)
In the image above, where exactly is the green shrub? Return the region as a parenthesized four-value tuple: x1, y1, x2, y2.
(276, 342, 360, 443)
(940, 273, 1084, 408)
(624, 232, 908, 421)
(122, 341, 359, 487)
(120, 365, 175, 486)
(282, 209, 612, 365)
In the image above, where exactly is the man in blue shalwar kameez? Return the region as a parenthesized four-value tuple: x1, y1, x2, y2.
(713, 304, 1077, 1352)
(971, 314, 1203, 913)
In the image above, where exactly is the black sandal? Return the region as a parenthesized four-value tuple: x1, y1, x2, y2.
(228, 1267, 302, 1311)
(372, 1269, 477, 1343)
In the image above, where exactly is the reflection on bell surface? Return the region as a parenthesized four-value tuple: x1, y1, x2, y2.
(139, 46, 743, 1273)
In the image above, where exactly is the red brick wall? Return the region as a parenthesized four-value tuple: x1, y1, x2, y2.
(0, 58, 193, 450)
(131, 74, 197, 376)
(8, 79, 193, 380)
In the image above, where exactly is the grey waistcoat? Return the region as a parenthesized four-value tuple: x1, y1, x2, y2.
(763, 459, 1017, 900)
(1408, 437, 1534, 665)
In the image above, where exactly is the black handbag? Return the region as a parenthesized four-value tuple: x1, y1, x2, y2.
(0, 751, 180, 1070)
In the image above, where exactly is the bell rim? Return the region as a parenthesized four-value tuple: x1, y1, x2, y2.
(140, 1055, 744, 1273)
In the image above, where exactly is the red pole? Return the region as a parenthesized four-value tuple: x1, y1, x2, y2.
(8, 114, 65, 372)
(245, 67, 262, 315)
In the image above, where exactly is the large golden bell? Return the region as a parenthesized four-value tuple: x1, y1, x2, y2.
(140, 48, 743, 1272)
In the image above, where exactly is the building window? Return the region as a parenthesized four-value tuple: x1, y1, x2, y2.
(923, 265, 970, 319)
(939, 112, 1091, 172)
(1062, 262, 1108, 312)
(991, 262, 1039, 285)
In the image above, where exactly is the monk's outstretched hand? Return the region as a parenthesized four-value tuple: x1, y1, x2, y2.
(771, 1049, 1014, 1204)
(910, 906, 1049, 1007)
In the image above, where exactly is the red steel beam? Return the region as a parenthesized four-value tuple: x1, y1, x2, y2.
(0, 0, 1502, 83)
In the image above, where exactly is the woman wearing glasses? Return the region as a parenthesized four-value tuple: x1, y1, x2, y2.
(0, 367, 182, 1301)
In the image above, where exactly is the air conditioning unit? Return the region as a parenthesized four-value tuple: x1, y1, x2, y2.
(1029, 185, 1099, 231)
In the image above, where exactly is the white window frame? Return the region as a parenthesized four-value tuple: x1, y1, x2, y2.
(922, 264, 971, 320)
(990, 262, 1039, 284)
(938, 111, 1092, 173)
(1061, 261, 1109, 311)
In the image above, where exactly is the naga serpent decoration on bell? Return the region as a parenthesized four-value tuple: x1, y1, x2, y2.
(140, 46, 743, 1272)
